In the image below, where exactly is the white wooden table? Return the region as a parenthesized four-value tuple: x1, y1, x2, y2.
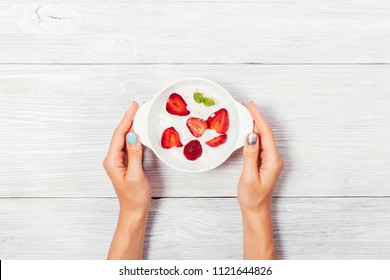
(0, 1, 389, 259)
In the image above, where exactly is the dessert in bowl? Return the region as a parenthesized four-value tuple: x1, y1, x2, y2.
(133, 78, 253, 172)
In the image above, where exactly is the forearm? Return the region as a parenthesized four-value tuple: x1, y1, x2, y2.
(242, 207, 276, 260)
(107, 208, 149, 260)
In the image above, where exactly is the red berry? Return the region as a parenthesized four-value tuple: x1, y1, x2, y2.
(161, 127, 183, 149)
(183, 140, 203, 161)
(186, 117, 209, 138)
(206, 134, 228, 147)
(166, 93, 190, 116)
(207, 108, 229, 134)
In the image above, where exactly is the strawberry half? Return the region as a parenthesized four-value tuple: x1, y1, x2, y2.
(206, 134, 227, 147)
(183, 140, 203, 161)
(161, 127, 183, 149)
(166, 93, 190, 116)
(186, 117, 208, 138)
(207, 108, 229, 134)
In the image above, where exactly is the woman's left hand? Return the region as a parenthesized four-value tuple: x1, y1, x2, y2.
(103, 101, 151, 259)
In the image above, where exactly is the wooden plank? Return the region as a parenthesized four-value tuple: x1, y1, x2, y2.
(0, 1, 389, 63)
(0, 65, 389, 197)
(0, 198, 389, 259)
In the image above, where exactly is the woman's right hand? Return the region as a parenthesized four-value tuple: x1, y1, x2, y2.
(238, 102, 283, 213)
(237, 102, 283, 259)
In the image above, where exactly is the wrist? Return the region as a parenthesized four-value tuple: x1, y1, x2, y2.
(241, 203, 271, 218)
(119, 198, 151, 216)
(241, 205, 272, 231)
(119, 206, 149, 226)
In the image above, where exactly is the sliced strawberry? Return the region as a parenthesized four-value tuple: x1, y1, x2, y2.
(166, 93, 190, 116)
(186, 117, 208, 138)
(207, 108, 230, 134)
(206, 134, 228, 147)
(161, 127, 183, 149)
(183, 140, 203, 161)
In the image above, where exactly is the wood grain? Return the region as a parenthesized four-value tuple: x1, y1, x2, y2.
(0, 198, 389, 259)
(0, 65, 389, 197)
(0, 0, 389, 261)
(0, 1, 389, 63)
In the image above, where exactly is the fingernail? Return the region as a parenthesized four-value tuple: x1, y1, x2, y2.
(126, 132, 137, 144)
(247, 133, 257, 145)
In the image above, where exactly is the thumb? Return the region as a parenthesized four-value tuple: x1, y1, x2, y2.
(242, 132, 260, 181)
(125, 131, 143, 177)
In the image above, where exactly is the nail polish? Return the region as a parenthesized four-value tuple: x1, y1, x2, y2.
(247, 133, 257, 145)
(126, 132, 137, 144)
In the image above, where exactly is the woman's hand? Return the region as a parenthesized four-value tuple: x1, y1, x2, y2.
(238, 102, 283, 259)
(238, 102, 283, 212)
(103, 102, 151, 259)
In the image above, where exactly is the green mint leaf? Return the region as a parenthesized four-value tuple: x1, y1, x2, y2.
(193, 92, 204, 104)
(202, 97, 215, 107)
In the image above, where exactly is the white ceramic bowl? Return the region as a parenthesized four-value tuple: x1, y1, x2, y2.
(133, 78, 253, 172)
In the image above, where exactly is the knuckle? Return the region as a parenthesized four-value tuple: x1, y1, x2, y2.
(244, 147, 258, 158)
(262, 125, 273, 136)
(278, 158, 284, 170)
(102, 158, 108, 170)
(267, 156, 283, 171)
(128, 147, 142, 157)
(239, 175, 257, 186)
(112, 128, 121, 138)
(244, 150, 258, 158)
(272, 156, 284, 171)
(103, 158, 112, 171)
(125, 173, 143, 185)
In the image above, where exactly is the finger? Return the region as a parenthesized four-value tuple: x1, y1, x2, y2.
(241, 132, 260, 181)
(253, 124, 263, 166)
(107, 102, 139, 157)
(125, 130, 143, 178)
(247, 102, 278, 158)
(253, 121, 261, 149)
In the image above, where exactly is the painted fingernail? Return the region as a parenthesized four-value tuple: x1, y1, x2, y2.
(126, 132, 137, 144)
(247, 133, 257, 145)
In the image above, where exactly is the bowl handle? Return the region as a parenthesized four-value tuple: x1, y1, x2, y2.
(234, 102, 254, 150)
(133, 101, 152, 148)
